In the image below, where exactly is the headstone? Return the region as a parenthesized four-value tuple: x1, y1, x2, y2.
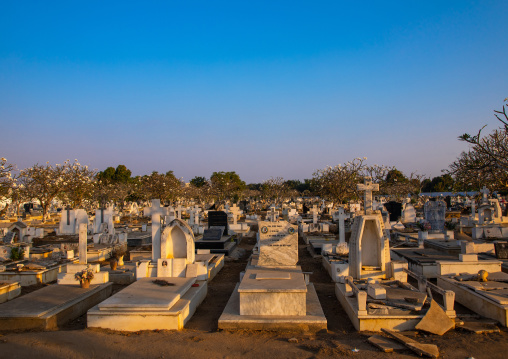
(257, 221, 298, 267)
(202, 228, 223, 241)
(310, 205, 319, 224)
(208, 211, 228, 236)
(336, 207, 350, 244)
(357, 177, 379, 215)
(78, 223, 87, 265)
(228, 204, 241, 225)
(480, 186, 490, 205)
(424, 200, 447, 231)
(144, 199, 169, 261)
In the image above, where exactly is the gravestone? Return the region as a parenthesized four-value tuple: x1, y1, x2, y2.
(336, 207, 350, 244)
(424, 200, 447, 231)
(384, 201, 402, 222)
(258, 221, 298, 267)
(208, 211, 228, 236)
(402, 201, 416, 223)
(357, 177, 379, 215)
(202, 228, 223, 241)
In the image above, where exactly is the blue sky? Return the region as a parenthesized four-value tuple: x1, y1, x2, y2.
(1, 1, 506, 183)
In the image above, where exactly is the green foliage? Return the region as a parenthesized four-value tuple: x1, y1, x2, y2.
(10, 246, 25, 260)
(190, 176, 208, 188)
(285, 179, 313, 193)
(385, 169, 408, 184)
(210, 171, 246, 202)
(97, 165, 132, 183)
(421, 174, 455, 192)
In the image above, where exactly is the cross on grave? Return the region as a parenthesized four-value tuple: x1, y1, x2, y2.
(175, 204, 184, 220)
(310, 205, 319, 224)
(189, 205, 201, 226)
(229, 204, 241, 225)
(337, 207, 350, 244)
(357, 177, 379, 215)
(78, 223, 87, 265)
(480, 186, 490, 205)
(471, 199, 476, 217)
(143, 199, 168, 261)
(269, 206, 278, 222)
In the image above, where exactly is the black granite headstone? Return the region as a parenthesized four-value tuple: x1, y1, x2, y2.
(384, 201, 402, 222)
(208, 211, 228, 236)
(202, 227, 223, 241)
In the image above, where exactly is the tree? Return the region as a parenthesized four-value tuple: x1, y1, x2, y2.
(421, 174, 455, 193)
(190, 176, 208, 188)
(57, 160, 96, 208)
(18, 162, 67, 221)
(262, 177, 289, 205)
(0, 157, 16, 202)
(449, 100, 508, 192)
(312, 157, 367, 204)
(210, 171, 246, 203)
(97, 165, 132, 183)
(140, 171, 182, 203)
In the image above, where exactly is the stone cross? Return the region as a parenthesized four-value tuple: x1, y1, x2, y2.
(229, 204, 241, 225)
(269, 206, 278, 222)
(357, 177, 379, 215)
(337, 207, 350, 244)
(310, 205, 319, 224)
(78, 223, 87, 265)
(480, 186, 490, 205)
(175, 204, 184, 220)
(189, 205, 201, 226)
(471, 200, 476, 218)
(144, 199, 168, 261)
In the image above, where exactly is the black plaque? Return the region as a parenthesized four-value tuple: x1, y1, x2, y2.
(208, 211, 228, 236)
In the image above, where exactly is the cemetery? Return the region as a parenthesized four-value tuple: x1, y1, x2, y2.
(1, 156, 508, 358)
(1, 7, 507, 350)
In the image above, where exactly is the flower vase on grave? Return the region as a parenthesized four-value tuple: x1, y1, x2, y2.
(117, 255, 124, 266)
(80, 280, 90, 289)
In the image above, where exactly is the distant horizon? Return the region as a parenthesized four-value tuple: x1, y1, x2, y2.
(1, 1, 506, 183)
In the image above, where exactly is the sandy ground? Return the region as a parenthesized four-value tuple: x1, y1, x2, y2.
(2, 233, 508, 359)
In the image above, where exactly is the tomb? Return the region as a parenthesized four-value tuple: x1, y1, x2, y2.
(0, 223, 112, 330)
(194, 211, 236, 255)
(219, 220, 327, 332)
(87, 218, 210, 331)
(335, 177, 455, 331)
(57, 208, 89, 235)
(437, 263, 508, 327)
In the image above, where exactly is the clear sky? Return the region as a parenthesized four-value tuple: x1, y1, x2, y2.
(1, 1, 506, 183)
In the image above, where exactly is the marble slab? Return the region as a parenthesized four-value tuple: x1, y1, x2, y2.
(98, 277, 195, 311)
(258, 221, 298, 267)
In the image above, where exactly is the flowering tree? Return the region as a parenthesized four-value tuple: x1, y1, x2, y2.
(449, 101, 508, 192)
(0, 157, 17, 216)
(312, 157, 367, 204)
(60, 160, 97, 208)
(18, 162, 67, 221)
(261, 177, 289, 205)
(140, 171, 183, 204)
(0, 157, 16, 201)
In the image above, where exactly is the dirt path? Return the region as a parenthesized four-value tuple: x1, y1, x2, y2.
(1, 233, 507, 359)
